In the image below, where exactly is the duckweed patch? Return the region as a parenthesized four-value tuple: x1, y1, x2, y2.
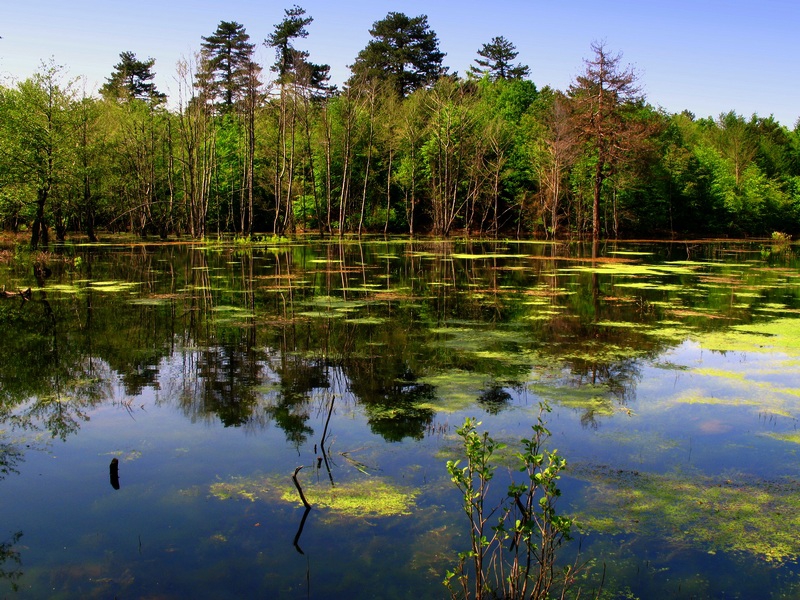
(418, 371, 494, 412)
(210, 473, 418, 518)
(281, 477, 418, 517)
(530, 382, 618, 416)
(765, 432, 800, 445)
(576, 467, 800, 562)
(88, 281, 142, 293)
(697, 318, 800, 356)
(344, 316, 387, 325)
(672, 393, 761, 407)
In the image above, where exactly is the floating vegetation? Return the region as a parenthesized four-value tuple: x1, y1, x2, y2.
(557, 341, 647, 363)
(576, 466, 800, 562)
(613, 282, 685, 292)
(345, 316, 387, 325)
(297, 309, 348, 319)
(650, 360, 690, 371)
(571, 263, 698, 277)
(530, 382, 618, 416)
(672, 393, 761, 407)
(282, 478, 418, 517)
(595, 321, 650, 330)
(697, 318, 800, 356)
(450, 253, 529, 260)
(129, 297, 171, 306)
(210, 473, 418, 518)
(302, 296, 368, 310)
(211, 305, 256, 322)
(765, 432, 800, 444)
(103, 450, 142, 462)
(418, 371, 494, 412)
(692, 367, 747, 382)
(37, 283, 81, 294)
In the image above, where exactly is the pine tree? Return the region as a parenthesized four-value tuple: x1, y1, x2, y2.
(198, 21, 258, 110)
(469, 36, 530, 81)
(100, 51, 165, 103)
(348, 12, 446, 98)
(266, 5, 331, 95)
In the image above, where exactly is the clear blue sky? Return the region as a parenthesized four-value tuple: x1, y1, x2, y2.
(2, 0, 797, 127)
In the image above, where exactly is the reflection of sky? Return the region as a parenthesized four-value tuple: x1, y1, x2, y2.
(2, 240, 800, 596)
(557, 338, 800, 480)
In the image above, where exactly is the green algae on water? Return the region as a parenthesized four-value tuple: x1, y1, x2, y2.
(576, 467, 800, 562)
(210, 473, 418, 518)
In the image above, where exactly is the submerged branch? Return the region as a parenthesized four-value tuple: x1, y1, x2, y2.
(292, 465, 311, 509)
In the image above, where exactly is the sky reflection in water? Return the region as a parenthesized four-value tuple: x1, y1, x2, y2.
(1, 238, 800, 598)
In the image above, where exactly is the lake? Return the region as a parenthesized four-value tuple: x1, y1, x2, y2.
(1, 237, 799, 599)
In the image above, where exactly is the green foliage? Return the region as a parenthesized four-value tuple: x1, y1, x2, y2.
(349, 12, 446, 98)
(469, 36, 531, 82)
(1, 25, 799, 240)
(445, 407, 581, 599)
(199, 21, 258, 109)
(100, 51, 165, 103)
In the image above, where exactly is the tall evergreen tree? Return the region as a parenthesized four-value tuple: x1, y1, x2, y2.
(198, 21, 258, 109)
(100, 51, 165, 103)
(348, 12, 446, 98)
(469, 36, 530, 81)
(266, 5, 331, 94)
(267, 5, 311, 82)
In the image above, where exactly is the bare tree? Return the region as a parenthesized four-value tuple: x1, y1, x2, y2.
(175, 55, 216, 238)
(569, 41, 642, 240)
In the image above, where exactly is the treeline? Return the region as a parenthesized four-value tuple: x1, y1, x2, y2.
(1, 7, 799, 248)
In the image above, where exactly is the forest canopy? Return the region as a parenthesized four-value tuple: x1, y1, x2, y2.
(1, 8, 799, 248)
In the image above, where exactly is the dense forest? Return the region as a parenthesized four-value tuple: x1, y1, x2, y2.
(2, 7, 799, 248)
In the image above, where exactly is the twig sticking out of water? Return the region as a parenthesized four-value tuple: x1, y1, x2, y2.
(292, 466, 311, 509)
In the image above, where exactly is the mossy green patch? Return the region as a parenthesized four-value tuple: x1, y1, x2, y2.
(692, 368, 747, 382)
(595, 321, 651, 330)
(530, 383, 617, 416)
(450, 253, 528, 260)
(345, 317, 387, 325)
(129, 298, 170, 306)
(210, 473, 418, 518)
(297, 310, 348, 319)
(418, 371, 493, 412)
(672, 393, 761, 407)
(573, 263, 698, 277)
(281, 478, 418, 517)
(576, 467, 800, 562)
(697, 318, 800, 356)
(557, 341, 646, 363)
(303, 296, 368, 310)
(34, 283, 81, 294)
(765, 431, 800, 444)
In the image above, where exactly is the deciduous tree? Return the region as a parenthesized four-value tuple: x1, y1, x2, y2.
(0, 61, 78, 248)
(569, 41, 643, 239)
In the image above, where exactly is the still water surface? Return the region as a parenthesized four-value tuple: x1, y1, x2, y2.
(1, 237, 800, 598)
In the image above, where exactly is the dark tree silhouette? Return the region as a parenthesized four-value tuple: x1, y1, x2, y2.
(348, 12, 446, 97)
(469, 36, 530, 81)
(100, 51, 165, 103)
(198, 21, 258, 109)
